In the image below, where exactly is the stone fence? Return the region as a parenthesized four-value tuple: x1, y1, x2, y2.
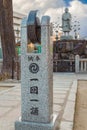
(75, 55, 87, 73)
(53, 59, 75, 72)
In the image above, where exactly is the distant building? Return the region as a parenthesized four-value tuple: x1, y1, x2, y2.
(13, 11, 26, 43)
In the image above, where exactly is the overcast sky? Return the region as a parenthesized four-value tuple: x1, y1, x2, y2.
(13, 0, 87, 38)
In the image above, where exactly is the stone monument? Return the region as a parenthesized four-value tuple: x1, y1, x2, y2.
(15, 10, 58, 130)
(61, 8, 73, 40)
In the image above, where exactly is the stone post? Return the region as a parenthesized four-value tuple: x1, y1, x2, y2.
(15, 13, 58, 130)
(75, 55, 80, 73)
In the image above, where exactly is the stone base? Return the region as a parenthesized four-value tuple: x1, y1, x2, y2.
(60, 35, 73, 40)
(15, 114, 59, 130)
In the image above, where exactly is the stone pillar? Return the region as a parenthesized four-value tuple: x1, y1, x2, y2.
(75, 55, 80, 73)
(15, 14, 58, 130)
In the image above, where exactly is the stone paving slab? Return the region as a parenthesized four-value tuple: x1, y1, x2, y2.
(53, 98, 65, 104)
(53, 105, 62, 112)
(54, 84, 72, 88)
(0, 107, 12, 117)
(59, 80, 78, 130)
(53, 94, 66, 99)
(0, 95, 20, 101)
(0, 100, 20, 107)
(53, 87, 69, 90)
(68, 93, 76, 102)
(54, 90, 67, 94)
(59, 121, 73, 130)
(63, 101, 75, 122)
(0, 106, 20, 130)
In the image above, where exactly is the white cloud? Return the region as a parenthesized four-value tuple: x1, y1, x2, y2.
(13, 0, 65, 14)
(45, 8, 63, 22)
(69, 0, 87, 18)
(69, 0, 87, 38)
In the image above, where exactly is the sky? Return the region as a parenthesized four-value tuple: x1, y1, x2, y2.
(13, 0, 87, 38)
(65, 0, 87, 6)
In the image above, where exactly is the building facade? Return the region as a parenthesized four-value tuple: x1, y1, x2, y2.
(13, 11, 26, 43)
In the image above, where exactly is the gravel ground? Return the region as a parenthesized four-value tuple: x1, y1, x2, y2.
(73, 80, 87, 130)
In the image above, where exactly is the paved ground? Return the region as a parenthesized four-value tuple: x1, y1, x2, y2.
(0, 73, 87, 130)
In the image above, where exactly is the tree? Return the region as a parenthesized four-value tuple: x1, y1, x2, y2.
(0, 0, 16, 77)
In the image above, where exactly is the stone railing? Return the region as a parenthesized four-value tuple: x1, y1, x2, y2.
(53, 59, 75, 72)
(75, 55, 87, 73)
